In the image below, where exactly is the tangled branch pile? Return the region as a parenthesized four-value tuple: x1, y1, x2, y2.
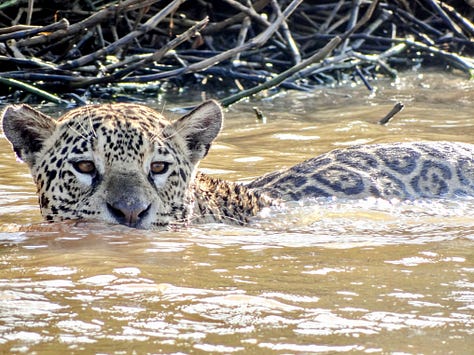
(0, 0, 473, 105)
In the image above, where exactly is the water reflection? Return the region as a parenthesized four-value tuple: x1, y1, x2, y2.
(0, 73, 473, 353)
(1, 217, 472, 353)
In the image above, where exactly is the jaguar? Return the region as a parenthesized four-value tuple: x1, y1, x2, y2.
(2, 100, 474, 229)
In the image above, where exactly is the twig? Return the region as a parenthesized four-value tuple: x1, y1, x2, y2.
(271, 0, 301, 63)
(220, 36, 342, 107)
(351, 8, 391, 50)
(0, 77, 69, 105)
(350, 48, 401, 78)
(17, 0, 153, 48)
(1, 72, 85, 83)
(26, 0, 34, 26)
(221, 0, 286, 45)
(390, 5, 443, 37)
(124, 0, 304, 82)
(0, 19, 69, 42)
(0, 0, 471, 103)
(342, 0, 361, 52)
(59, 0, 186, 70)
(339, 0, 379, 42)
(203, 0, 270, 35)
(355, 65, 372, 91)
(0, 55, 57, 70)
(72, 16, 209, 87)
(0, 24, 39, 34)
(404, 38, 474, 76)
(378, 102, 404, 125)
(222, 0, 270, 28)
(425, 0, 466, 38)
(290, 0, 380, 81)
(318, 0, 345, 33)
(438, 2, 474, 37)
(234, 16, 251, 62)
(0, 0, 20, 10)
(115, 17, 209, 75)
(201, 67, 311, 90)
(253, 106, 267, 122)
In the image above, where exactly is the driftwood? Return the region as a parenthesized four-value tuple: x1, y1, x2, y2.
(0, 0, 472, 105)
(378, 102, 405, 125)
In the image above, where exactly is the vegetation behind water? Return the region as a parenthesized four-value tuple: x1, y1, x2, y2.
(0, 0, 473, 105)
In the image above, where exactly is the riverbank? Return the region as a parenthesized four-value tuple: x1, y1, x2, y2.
(0, 0, 472, 105)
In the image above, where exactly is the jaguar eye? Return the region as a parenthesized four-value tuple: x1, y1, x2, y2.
(150, 161, 169, 175)
(73, 160, 96, 174)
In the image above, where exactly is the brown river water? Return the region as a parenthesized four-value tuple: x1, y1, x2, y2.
(0, 73, 473, 353)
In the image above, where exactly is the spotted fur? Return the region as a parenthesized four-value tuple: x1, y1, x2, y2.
(1, 101, 271, 229)
(248, 141, 474, 200)
(2, 101, 474, 229)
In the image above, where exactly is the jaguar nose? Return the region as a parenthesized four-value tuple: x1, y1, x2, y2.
(106, 200, 151, 227)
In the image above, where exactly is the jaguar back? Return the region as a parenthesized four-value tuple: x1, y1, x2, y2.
(248, 141, 474, 201)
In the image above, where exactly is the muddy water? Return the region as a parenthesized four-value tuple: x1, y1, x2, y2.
(0, 73, 473, 353)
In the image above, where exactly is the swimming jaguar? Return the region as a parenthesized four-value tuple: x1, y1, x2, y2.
(2, 100, 473, 229)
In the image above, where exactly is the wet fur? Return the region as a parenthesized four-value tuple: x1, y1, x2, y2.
(2, 101, 474, 229)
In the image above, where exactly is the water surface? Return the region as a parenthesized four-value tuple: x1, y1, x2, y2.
(0, 72, 473, 353)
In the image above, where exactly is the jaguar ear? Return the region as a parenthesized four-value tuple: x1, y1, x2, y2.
(172, 100, 223, 164)
(2, 104, 57, 167)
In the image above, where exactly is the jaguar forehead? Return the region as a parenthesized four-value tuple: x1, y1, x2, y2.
(58, 103, 170, 133)
(58, 104, 173, 159)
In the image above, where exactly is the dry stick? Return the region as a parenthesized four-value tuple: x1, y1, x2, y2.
(270, 0, 301, 64)
(0, 77, 68, 105)
(354, 65, 372, 91)
(403, 38, 474, 76)
(290, 0, 380, 81)
(96, 21, 105, 48)
(59, 0, 186, 70)
(124, 7, 145, 52)
(207, 0, 302, 59)
(207, 0, 379, 106)
(118, 0, 165, 12)
(296, 55, 360, 79)
(378, 102, 404, 125)
(222, 0, 270, 28)
(0, 0, 18, 10)
(439, 2, 474, 37)
(2, 71, 85, 83)
(0, 54, 58, 70)
(203, 0, 270, 35)
(350, 42, 406, 78)
(340, 11, 403, 80)
(351, 9, 391, 50)
(0, 18, 69, 42)
(26, 0, 33, 25)
(17, 0, 154, 48)
(0, 24, 39, 34)
(425, 0, 466, 38)
(326, 13, 351, 34)
(342, 0, 361, 52)
(338, 0, 379, 42)
(234, 16, 251, 62)
(222, 0, 285, 43)
(112, 17, 209, 75)
(318, 0, 345, 33)
(72, 17, 209, 87)
(103, 53, 147, 73)
(220, 36, 342, 107)
(124, 0, 304, 83)
(299, 11, 317, 30)
(391, 6, 443, 37)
